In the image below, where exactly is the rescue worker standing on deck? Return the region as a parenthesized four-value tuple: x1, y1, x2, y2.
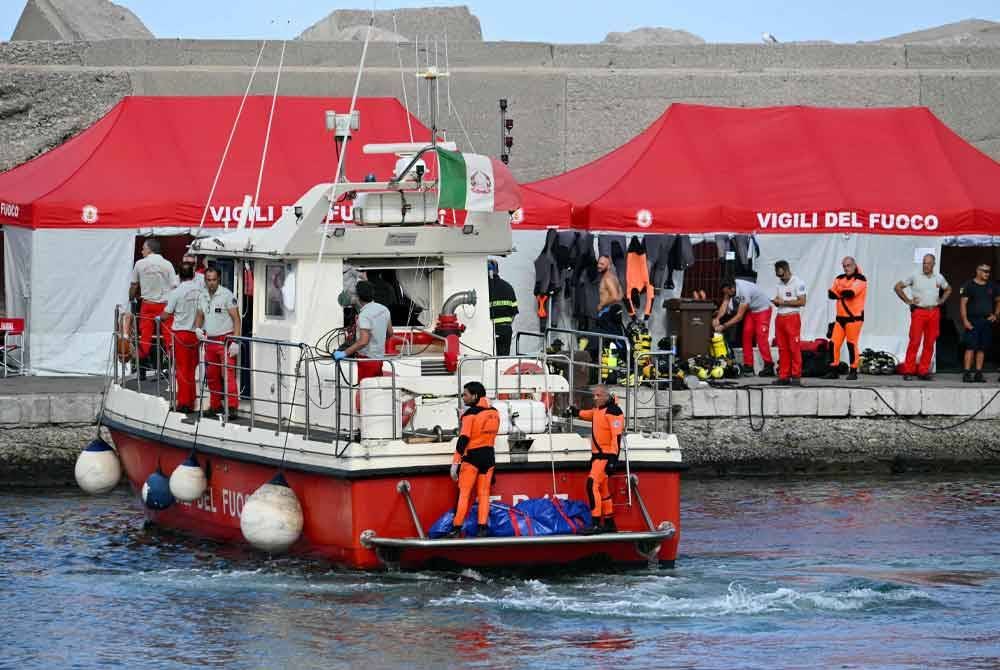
(129, 238, 177, 373)
(488, 259, 518, 356)
(162, 262, 203, 413)
(566, 385, 623, 534)
(197, 268, 241, 418)
(446, 382, 499, 538)
(823, 256, 867, 381)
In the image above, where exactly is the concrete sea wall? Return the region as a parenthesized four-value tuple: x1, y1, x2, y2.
(1, 40, 1000, 177)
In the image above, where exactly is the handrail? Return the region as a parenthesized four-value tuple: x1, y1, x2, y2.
(332, 354, 399, 455)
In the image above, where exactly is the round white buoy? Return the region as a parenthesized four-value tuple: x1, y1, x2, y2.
(74, 438, 122, 494)
(169, 453, 207, 502)
(240, 473, 303, 554)
(141, 469, 175, 510)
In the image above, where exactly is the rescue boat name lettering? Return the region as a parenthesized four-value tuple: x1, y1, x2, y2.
(0, 202, 19, 218)
(178, 487, 218, 512)
(756, 211, 940, 232)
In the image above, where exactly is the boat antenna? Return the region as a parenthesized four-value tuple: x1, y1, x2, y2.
(414, 35, 421, 120)
(195, 40, 268, 235)
(303, 3, 376, 323)
(249, 40, 286, 231)
(393, 13, 414, 142)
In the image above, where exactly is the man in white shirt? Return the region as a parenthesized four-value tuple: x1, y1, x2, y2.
(334, 280, 393, 385)
(197, 268, 241, 418)
(129, 238, 178, 368)
(182, 253, 206, 288)
(714, 278, 776, 377)
(163, 263, 204, 412)
(894, 253, 951, 381)
(771, 260, 808, 386)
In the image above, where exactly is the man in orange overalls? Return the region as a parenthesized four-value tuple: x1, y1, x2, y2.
(446, 382, 499, 538)
(568, 385, 624, 534)
(823, 256, 868, 381)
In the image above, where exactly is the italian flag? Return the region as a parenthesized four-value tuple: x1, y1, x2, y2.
(435, 148, 522, 213)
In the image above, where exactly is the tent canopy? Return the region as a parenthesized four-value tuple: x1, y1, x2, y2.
(519, 104, 1000, 236)
(0, 95, 431, 229)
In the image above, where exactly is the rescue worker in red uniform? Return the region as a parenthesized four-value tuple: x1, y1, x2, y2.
(162, 262, 203, 413)
(129, 238, 177, 375)
(446, 382, 499, 538)
(567, 385, 623, 534)
(197, 268, 241, 418)
(823, 256, 867, 381)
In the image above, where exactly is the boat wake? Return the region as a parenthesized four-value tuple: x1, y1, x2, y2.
(428, 579, 938, 619)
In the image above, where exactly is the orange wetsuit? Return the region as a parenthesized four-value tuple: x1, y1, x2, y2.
(626, 237, 655, 318)
(579, 400, 624, 520)
(828, 268, 867, 369)
(452, 397, 499, 528)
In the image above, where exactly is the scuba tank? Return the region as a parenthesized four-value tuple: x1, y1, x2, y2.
(710, 333, 728, 358)
(601, 343, 620, 383)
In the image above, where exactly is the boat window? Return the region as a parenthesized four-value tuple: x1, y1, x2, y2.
(343, 258, 442, 328)
(265, 262, 296, 319)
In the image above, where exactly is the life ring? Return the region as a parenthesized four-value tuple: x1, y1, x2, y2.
(497, 361, 554, 410)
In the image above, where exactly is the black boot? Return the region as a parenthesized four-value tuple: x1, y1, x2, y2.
(602, 517, 618, 533)
(444, 525, 461, 539)
(580, 518, 605, 535)
(846, 369, 858, 381)
(476, 524, 489, 537)
(821, 368, 840, 380)
(757, 363, 776, 378)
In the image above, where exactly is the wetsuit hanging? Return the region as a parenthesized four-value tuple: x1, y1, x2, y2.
(644, 234, 676, 288)
(625, 236, 655, 319)
(533, 229, 560, 327)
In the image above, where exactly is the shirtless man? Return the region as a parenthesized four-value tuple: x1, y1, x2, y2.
(596, 255, 625, 337)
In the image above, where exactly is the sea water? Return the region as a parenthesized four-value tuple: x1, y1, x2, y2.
(1, 477, 997, 669)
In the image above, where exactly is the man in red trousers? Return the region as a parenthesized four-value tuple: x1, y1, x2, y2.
(895, 253, 951, 381)
(771, 260, 807, 386)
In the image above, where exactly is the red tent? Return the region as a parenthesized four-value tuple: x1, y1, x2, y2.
(519, 104, 1000, 236)
(0, 95, 432, 229)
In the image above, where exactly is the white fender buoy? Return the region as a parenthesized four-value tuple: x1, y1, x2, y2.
(141, 468, 175, 510)
(74, 438, 122, 494)
(169, 453, 207, 502)
(240, 472, 303, 554)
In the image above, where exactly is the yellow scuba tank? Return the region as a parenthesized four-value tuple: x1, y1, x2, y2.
(710, 333, 728, 358)
(600, 344, 619, 382)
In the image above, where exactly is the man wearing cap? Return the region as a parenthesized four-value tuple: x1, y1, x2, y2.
(197, 268, 241, 418)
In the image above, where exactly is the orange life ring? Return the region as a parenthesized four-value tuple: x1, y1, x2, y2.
(497, 361, 554, 410)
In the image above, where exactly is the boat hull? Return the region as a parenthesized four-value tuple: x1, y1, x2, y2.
(110, 427, 681, 570)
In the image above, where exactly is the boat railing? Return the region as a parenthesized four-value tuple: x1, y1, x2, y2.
(330, 355, 401, 454)
(514, 326, 676, 433)
(456, 353, 575, 432)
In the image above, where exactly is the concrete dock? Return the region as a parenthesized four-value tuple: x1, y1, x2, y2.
(2, 373, 1000, 486)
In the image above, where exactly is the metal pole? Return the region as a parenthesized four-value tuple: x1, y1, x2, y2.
(629, 474, 655, 531)
(222, 337, 230, 424)
(302, 344, 310, 441)
(274, 344, 282, 436)
(397, 480, 426, 539)
(669, 335, 676, 435)
(154, 317, 162, 398)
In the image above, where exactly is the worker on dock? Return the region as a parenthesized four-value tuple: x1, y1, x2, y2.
(566, 385, 623, 534)
(446, 381, 499, 538)
(823, 257, 867, 381)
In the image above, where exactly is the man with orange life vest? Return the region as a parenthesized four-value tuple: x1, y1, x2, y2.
(566, 385, 623, 534)
(445, 381, 499, 538)
(823, 256, 867, 381)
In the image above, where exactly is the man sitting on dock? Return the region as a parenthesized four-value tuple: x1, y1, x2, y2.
(566, 385, 623, 535)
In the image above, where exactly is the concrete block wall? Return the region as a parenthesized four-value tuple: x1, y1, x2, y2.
(1, 40, 1000, 179)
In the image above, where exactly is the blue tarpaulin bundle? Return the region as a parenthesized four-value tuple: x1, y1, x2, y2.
(427, 497, 592, 539)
